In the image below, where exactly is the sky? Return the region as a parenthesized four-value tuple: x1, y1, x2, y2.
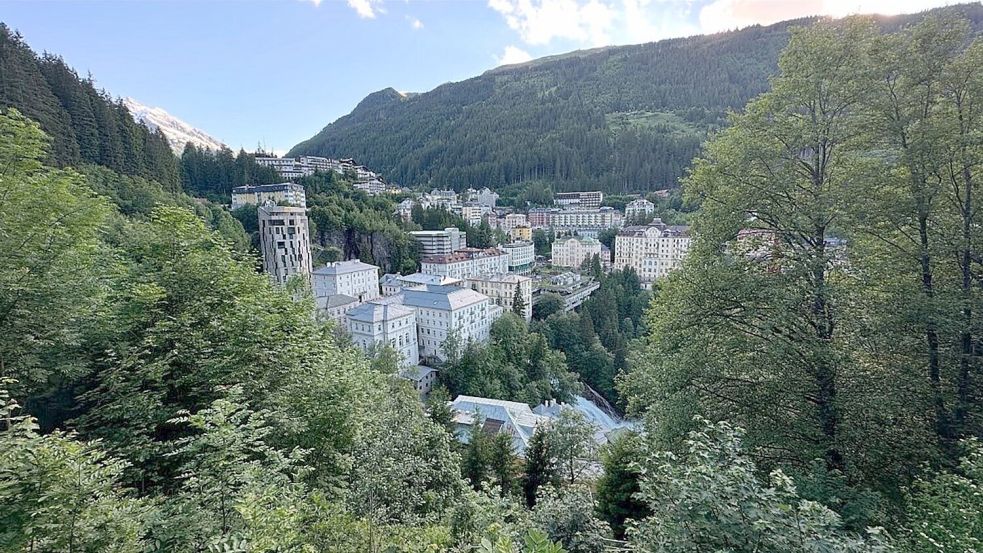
(1, 0, 969, 153)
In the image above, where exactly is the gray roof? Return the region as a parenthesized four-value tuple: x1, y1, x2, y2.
(402, 284, 488, 311)
(316, 294, 357, 309)
(400, 365, 438, 382)
(346, 301, 414, 323)
(232, 183, 302, 194)
(313, 259, 380, 276)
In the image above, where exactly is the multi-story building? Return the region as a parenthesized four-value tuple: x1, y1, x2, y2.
(473, 187, 499, 208)
(258, 203, 313, 286)
(400, 365, 439, 399)
(402, 284, 499, 361)
(297, 155, 338, 173)
(549, 207, 622, 236)
(396, 199, 415, 222)
(509, 225, 532, 242)
(312, 259, 380, 302)
(552, 235, 602, 268)
(379, 272, 464, 296)
(255, 156, 313, 180)
(625, 198, 655, 221)
(231, 183, 307, 209)
(502, 241, 535, 274)
(421, 247, 509, 280)
(533, 272, 600, 312)
(346, 299, 419, 367)
(614, 219, 692, 282)
(459, 204, 488, 227)
(353, 178, 386, 196)
(316, 294, 359, 322)
(410, 228, 467, 257)
(500, 213, 528, 232)
(467, 273, 533, 322)
(527, 208, 556, 228)
(555, 191, 603, 209)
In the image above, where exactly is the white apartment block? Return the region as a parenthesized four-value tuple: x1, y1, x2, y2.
(346, 300, 419, 367)
(555, 191, 604, 209)
(550, 207, 622, 235)
(410, 228, 467, 257)
(353, 178, 386, 196)
(458, 204, 488, 227)
(421, 247, 509, 280)
(502, 241, 535, 274)
(312, 259, 381, 302)
(258, 204, 313, 287)
(467, 273, 533, 322)
(614, 219, 692, 282)
(402, 284, 499, 362)
(500, 213, 528, 232)
(625, 198, 656, 220)
(255, 156, 314, 180)
(552, 235, 603, 268)
(231, 183, 307, 209)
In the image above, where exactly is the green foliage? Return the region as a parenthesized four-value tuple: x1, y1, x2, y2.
(523, 427, 560, 508)
(533, 293, 565, 320)
(530, 485, 612, 553)
(596, 432, 651, 539)
(632, 418, 895, 552)
(179, 144, 278, 200)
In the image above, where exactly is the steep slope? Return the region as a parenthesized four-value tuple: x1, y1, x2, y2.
(289, 4, 983, 193)
(122, 97, 226, 154)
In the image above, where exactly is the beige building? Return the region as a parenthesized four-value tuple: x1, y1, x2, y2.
(550, 207, 622, 236)
(467, 273, 533, 322)
(258, 204, 312, 286)
(552, 235, 603, 268)
(614, 219, 692, 282)
(509, 225, 532, 242)
(421, 247, 509, 280)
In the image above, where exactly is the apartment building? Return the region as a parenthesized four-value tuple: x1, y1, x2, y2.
(421, 247, 509, 280)
(258, 204, 313, 286)
(467, 273, 533, 322)
(502, 241, 535, 274)
(509, 225, 532, 242)
(402, 284, 499, 361)
(410, 228, 467, 257)
(527, 208, 555, 228)
(614, 219, 692, 282)
(555, 191, 603, 209)
(312, 259, 380, 302)
(231, 183, 306, 209)
(549, 207, 622, 236)
(552, 235, 602, 268)
(346, 300, 419, 367)
(625, 198, 655, 220)
(500, 213, 528, 232)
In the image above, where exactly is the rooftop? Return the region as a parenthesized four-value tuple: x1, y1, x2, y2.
(313, 259, 380, 276)
(315, 294, 357, 309)
(402, 284, 489, 310)
(232, 182, 302, 193)
(422, 247, 506, 264)
(346, 300, 414, 323)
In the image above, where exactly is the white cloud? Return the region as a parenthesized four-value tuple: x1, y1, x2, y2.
(488, 0, 617, 46)
(407, 16, 424, 29)
(347, 0, 384, 18)
(497, 45, 535, 65)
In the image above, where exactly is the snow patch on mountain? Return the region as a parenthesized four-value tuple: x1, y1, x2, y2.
(122, 97, 226, 154)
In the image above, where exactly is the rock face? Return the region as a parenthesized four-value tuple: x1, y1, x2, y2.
(122, 97, 226, 154)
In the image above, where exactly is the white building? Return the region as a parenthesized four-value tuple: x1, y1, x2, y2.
(552, 235, 602, 268)
(549, 207, 622, 236)
(258, 204, 312, 287)
(353, 178, 387, 196)
(473, 187, 499, 208)
(467, 273, 533, 322)
(451, 396, 552, 456)
(500, 213, 528, 232)
(614, 219, 692, 282)
(555, 191, 604, 210)
(402, 284, 499, 362)
(316, 294, 359, 322)
(400, 365, 439, 399)
(625, 198, 655, 221)
(410, 228, 467, 257)
(421, 247, 509, 280)
(502, 241, 535, 274)
(312, 259, 380, 303)
(346, 300, 419, 367)
(380, 272, 464, 296)
(231, 183, 307, 209)
(459, 204, 488, 227)
(396, 199, 416, 222)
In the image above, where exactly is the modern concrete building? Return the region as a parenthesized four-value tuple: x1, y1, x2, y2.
(402, 284, 499, 362)
(614, 219, 692, 282)
(258, 203, 312, 287)
(502, 241, 535, 274)
(421, 247, 509, 280)
(625, 198, 656, 221)
(467, 273, 533, 322)
(312, 259, 380, 303)
(533, 272, 601, 312)
(410, 228, 467, 257)
(231, 183, 307, 209)
(555, 191, 604, 209)
(552, 235, 602, 268)
(346, 299, 419, 367)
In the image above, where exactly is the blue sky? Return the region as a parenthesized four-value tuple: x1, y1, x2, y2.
(1, 0, 963, 152)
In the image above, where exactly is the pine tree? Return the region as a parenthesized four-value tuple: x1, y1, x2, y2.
(523, 426, 558, 507)
(512, 285, 527, 320)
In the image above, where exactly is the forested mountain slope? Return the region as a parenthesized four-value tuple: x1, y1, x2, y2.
(289, 4, 983, 193)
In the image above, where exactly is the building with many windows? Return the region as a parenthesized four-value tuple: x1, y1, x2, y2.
(502, 241, 535, 274)
(410, 228, 467, 257)
(555, 191, 604, 209)
(509, 225, 532, 242)
(500, 213, 528, 232)
(466, 273, 533, 322)
(614, 219, 692, 282)
(421, 248, 509, 280)
(258, 203, 312, 286)
(346, 299, 419, 367)
(552, 235, 602, 268)
(231, 183, 307, 209)
(402, 284, 499, 362)
(549, 207, 622, 236)
(527, 208, 555, 228)
(625, 198, 655, 221)
(379, 273, 464, 296)
(315, 294, 359, 322)
(312, 259, 380, 303)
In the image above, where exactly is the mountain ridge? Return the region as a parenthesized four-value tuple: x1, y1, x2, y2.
(122, 97, 226, 154)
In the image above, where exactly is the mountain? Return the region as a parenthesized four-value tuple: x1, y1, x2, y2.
(289, 4, 983, 194)
(122, 97, 226, 154)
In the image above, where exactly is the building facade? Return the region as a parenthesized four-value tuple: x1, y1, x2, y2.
(552, 235, 603, 268)
(614, 219, 692, 282)
(346, 300, 419, 367)
(312, 259, 381, 302)
(549, 207, 622, 235)
(555, 191, 603, 209)
(421, 248, 509, 280)
(625, 198, 655, 220)
(502, 241, 535, 274)
(402, 285, 498, 361)
(466, 273, 533, 322)
(231, 183, 307, 209)
(410, 228, 467, 257)
(500, 213, 528, 232)
(258, 204, 313, 286)
(380, 272, 464, 296)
